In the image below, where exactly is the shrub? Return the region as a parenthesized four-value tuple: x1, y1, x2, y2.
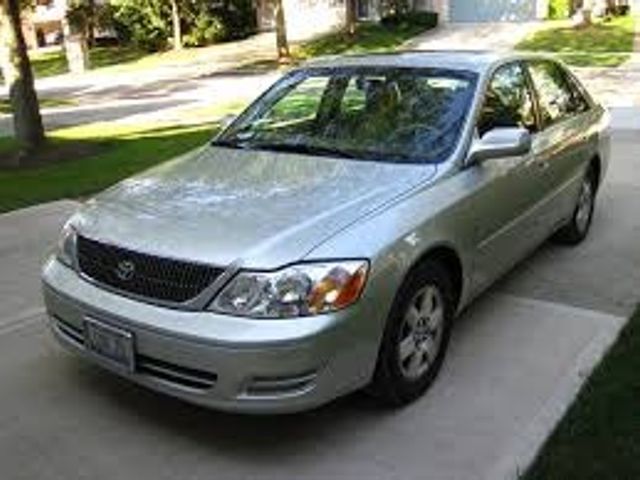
(111, 0, 257, 52)
(111, 0, 170, 51)
(183, 15, 227, 47)
(217, 0, 257, 41)
(184, 0, 256, 46)
(548, 0, 571, 19)
(381, 11, 439, 29)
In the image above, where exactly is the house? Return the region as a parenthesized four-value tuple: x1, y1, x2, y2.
(256, 0, 551, 40)
(22, 0, 115, 50)
(22, 0, 67, 49)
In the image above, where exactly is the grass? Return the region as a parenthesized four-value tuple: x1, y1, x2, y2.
(296, 21, 430, 59)
(0, 120, 219, 213)
(25, 45, 148, 79)
(516, 15, 636, 67)
(524, 307, 640, 479)
(232, 21, 435, 73)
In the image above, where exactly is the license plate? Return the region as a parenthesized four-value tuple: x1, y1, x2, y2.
(83, 318, 135, 372)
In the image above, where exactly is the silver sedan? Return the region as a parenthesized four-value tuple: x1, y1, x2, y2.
(42, 51, 610, 413)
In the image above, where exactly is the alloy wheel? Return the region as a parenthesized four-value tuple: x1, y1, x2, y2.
(398, 285, 445, 380)
(575, 177, 594, 235)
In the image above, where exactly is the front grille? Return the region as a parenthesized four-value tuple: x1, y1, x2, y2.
(76, 235, 223, 304)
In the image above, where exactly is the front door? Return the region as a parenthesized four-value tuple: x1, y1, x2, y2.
(467, 62, 548, 291)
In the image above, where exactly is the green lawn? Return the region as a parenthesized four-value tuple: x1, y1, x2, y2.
(0, 121, 218, 213)
(24, 45, 148, 79)
(516, 15, 636, 67)
(524, 307, 640, 479)
(296, 21, 430, 59)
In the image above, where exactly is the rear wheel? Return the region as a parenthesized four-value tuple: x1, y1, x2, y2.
(370, 259, 455, 406)
(554, 167, 597, 245)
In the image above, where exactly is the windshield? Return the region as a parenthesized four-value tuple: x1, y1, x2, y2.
(215, 66, 477, 164)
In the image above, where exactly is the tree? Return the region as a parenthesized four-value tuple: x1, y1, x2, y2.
(170, 0, 182, 49)
(63, 3, 90, 73)
(578, 0, 594, 25)
(273, 0, 290, 62)
(346, 0, 357, 35)
(0, 0, 45, 156)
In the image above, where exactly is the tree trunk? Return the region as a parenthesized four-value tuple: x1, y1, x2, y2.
(274, 0, 290, 62)
(346, 0, 357, 36)
(605, 0, 616, 15)
(579, 0, 594, 25)
(0, 0, 45, 156)
(87, 0, 96, 47)
(170, 0, 182, 50)
(62, 13, 89, 74)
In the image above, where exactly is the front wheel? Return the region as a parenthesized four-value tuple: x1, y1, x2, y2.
(369, 259, 455, 407)
(553, 167, 597, 245)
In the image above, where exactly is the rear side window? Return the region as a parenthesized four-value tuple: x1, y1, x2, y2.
(478, 62, 537, 137)
(565, 72, 591, 114)
(527, 61, 584, 127)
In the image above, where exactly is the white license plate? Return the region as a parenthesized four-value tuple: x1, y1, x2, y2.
(83, 318, 135, 372)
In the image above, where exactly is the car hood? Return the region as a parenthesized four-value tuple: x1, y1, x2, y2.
(72, 146, 437, 268)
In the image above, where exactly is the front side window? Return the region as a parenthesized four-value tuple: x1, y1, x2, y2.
(477, 62, 537, 137)
(527, 61, 579, 127)
(216, 67, 478, 164)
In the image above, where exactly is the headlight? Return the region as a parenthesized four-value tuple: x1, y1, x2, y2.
(56, 224, 77, 268)
(210, 260, 369, 319)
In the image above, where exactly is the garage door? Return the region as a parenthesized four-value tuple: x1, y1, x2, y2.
(450, 0, 537, 22)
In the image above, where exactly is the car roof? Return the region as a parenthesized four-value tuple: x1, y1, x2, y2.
(303, 50, 554, 74)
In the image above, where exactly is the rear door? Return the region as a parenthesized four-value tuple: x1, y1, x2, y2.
(524, 60, 594, 231)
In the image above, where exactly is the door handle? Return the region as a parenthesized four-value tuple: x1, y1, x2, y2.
(525, 155, 550, 171)
(535, 159, 550, 171)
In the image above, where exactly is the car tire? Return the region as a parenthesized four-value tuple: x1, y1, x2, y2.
(369, 258, 455, 407)
(553, 166, 598, 246)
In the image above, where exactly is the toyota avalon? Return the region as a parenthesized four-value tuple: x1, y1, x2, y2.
(42, 52, 610, 413)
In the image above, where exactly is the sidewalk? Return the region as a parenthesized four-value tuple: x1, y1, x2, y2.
(31, 32, 278, 100)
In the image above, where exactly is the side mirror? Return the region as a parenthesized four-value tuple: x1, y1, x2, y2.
(468, 128, 532, 164)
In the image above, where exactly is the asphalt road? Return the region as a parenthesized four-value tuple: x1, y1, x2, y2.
(0, 131, 638, 480)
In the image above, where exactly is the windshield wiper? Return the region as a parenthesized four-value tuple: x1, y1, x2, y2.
(247, 142, 358, 159)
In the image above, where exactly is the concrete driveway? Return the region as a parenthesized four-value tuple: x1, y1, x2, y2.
(0, 132, 638, 480)
(404, 22, 545, 51)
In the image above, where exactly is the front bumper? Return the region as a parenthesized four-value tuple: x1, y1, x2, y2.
(42, 257, 380, 414)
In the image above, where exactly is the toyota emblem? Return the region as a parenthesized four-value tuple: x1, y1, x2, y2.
(115, 260, 136, 281)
